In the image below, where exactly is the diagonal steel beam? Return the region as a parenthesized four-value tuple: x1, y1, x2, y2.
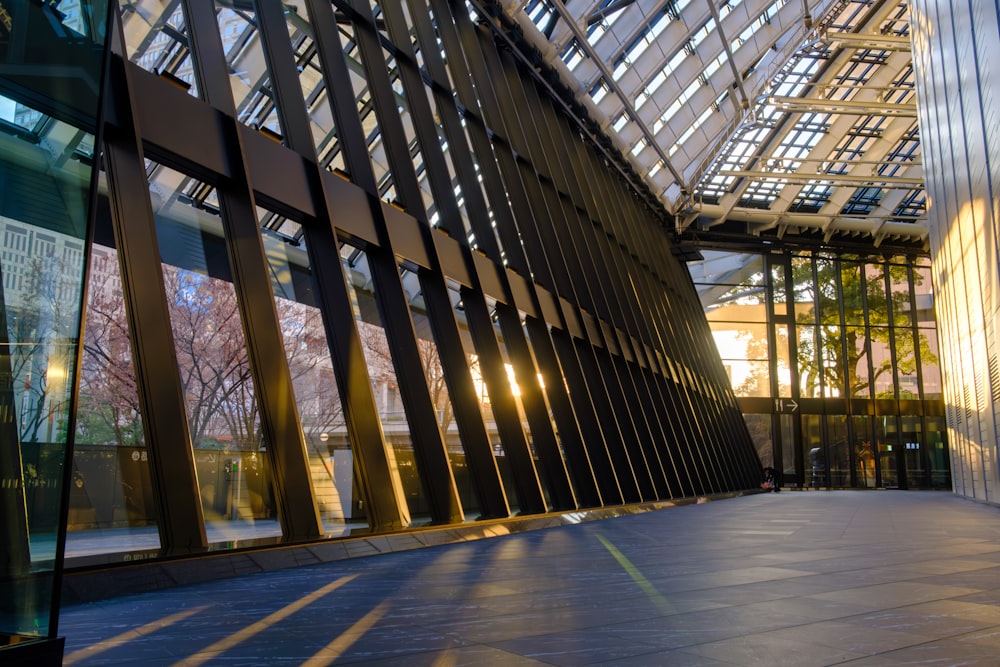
(546, 0, 691, 203)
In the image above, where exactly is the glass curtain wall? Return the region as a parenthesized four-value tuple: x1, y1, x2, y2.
(21, 0, 764, 574)
(696, 250, 947, 489)
(0, 0, 112, 656)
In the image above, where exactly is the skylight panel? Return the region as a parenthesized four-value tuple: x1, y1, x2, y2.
(590, 79, 610, 104)
(561, 40, 585, 69)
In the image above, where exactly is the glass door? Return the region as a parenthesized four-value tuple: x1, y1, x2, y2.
(876, 415, 900, 488)
(901, 416, 926, 488)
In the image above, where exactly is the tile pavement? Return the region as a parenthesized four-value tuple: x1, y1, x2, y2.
(58, 491, 1000, 665)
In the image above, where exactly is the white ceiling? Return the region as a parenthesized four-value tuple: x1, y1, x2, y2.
(500, 0, 926, 253)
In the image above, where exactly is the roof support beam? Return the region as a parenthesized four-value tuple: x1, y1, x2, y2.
(820, 30, 912, 51)
(767, 95, 917, 116)
(721, 170, 923, 187)
(546, 0, 691, 203)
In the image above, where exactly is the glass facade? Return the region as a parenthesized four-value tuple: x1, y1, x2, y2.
(0, 7, 763, 648)
(700, 251, 948, 489)
(0, 0, 112, 657)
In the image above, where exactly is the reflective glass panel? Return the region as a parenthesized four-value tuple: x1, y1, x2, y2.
(826, 415, 849, 487)
(213, 2, 285, 139)
(447, 282, 519, 514)
(801, 414, 822, 488)
(282, 1, 344, 173)
(258, 211, 367, 535)
(774, 324, 791, 395)
(894, 328, 919, 399)
(816, 257, 838, 324)
(925, 415, 950, 488)
(889, 262, 912, 327)
(797, 325, 820, 397)
(337, 21, 396, 202)
(846, 326, 870, 398)
(0, 116, 95, 639)
(914, 264, 935, 328)
(0, 0, 110, 643)
(743, 413, 773, 468)
(919, 328, 942, 399)
(400, 268, 476, 518)
(869, 328, 894, 398)
(341, 244, 429, 523)
(70, 212, 160, 559)
(818, 323, 843, 397)
(779, 413, 796, 481)
(876, 415, 899, 487)
(900, 415, 924, 488)
(865, 262, 889, 326)
(770, 259, 787, 316)
(119, 0, 198, 97)
(841, 262, 864, 326)
(486, 297, 552, 509)
(148, 166, 280, 541)
(852, 416, 876, 488)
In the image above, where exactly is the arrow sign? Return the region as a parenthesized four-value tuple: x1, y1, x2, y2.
(775, 399, 800, 413)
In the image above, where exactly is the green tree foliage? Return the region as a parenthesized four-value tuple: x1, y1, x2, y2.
(793, 256, 936, 398)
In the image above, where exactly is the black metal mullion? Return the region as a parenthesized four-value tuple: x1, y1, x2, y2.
(180, 0, 324, 540)
(378, 1, 524, 518)
(580, 147, 692, 497)
(350, 1, 534, 521)
(104, 19, 207, 550)
(437, 3, 625, 506)
(536, 86, 672, 499)
(474, 33, 644, 502)
(407, 0, 599, 509)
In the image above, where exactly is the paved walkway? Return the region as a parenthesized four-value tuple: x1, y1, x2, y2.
(59, 491, 1000, 666)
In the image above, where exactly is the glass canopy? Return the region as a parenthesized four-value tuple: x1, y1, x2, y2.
(506, 0, 925, 252)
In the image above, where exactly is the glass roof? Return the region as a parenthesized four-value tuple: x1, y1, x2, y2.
(506, 0, 926, 252)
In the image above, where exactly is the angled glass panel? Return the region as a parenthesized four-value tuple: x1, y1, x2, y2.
(118, 0, 198, 97)
(0, 0, 111, 647)
(336, 20, 396, 202)
(212, 1, 285, 139)
(69, 197, 160, 560)
(340, 244, 429, 524)
(282, 1, 344, 174)
(446, 281, 518, 514)
(484, 296, 551, 510)
(399, 269, 476, 518)
(0, 117, 96, 641)
(147, 165, 280, 542)
(258, 210, 367, 535)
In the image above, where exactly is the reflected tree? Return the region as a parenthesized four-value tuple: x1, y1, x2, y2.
(77, 250, 143, 447)
(794, 258, 937, 398)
